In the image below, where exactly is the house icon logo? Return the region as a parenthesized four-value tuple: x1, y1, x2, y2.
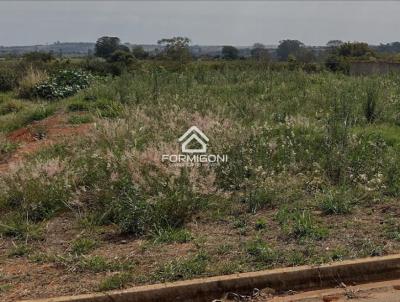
(178, 126, 209, 154)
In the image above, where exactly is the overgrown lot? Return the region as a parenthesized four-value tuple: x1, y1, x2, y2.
(1, 61, 400, 300)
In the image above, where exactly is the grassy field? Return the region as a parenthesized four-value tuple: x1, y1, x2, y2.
(1, 61, 400, 300)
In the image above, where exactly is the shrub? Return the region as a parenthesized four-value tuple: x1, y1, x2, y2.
(34, 70, 93, 100)
(0, 67, 18, 92)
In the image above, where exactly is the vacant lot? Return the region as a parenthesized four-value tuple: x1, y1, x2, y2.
(1, 61, 400, 301)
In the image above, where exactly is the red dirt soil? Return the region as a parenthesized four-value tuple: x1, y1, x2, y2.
(0, 113, 92, 173)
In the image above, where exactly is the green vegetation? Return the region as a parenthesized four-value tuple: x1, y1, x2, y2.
(1, 58, 400, 295)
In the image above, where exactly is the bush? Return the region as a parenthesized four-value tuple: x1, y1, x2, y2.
(0, 67, 18, 92)
(34, 70, 93, 100)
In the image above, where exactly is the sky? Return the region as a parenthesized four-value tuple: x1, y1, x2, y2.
(0, 1, 399, 46)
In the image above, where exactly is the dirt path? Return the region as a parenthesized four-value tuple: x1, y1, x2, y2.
(0, 113, 92, 173)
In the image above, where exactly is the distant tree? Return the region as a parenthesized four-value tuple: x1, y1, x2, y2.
(95, 36, 121, 59)
(23, 51, 54, 62)
(118, 44, 131, 53)
(108, 50, 136, 64)
(277, 39, 304, 61)
(325, 42, 375, 73)
(327, 40, 344, 48)
(250, 43, 270, 61)
(337, 42, 375, 58)
(376, 42, 400, 54)
(131, 46, 149, 59)
(295, 48, 316, 63)
(157, 36, 191, 63)
(222, 45, 239, 60)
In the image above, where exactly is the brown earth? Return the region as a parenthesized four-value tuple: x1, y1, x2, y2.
(0, 112, 92, 173)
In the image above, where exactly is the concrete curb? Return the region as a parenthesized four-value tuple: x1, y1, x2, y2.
(20, 254, 400, 302)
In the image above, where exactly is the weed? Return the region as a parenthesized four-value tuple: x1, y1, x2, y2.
(0, 284, 11, 293)
(0, 213, 43, 240)
(70, 237, 97, 255)
(276, 208, 328, 240)
(245, 238, 277, 265)
(244, 188, 276, 214)
(7, 243, 32, 258)
(317, 188, 354, 215)
(153, 251, 208, 282)
(385, 218, 400, 241)
(68, 114, 93, 124)
(151, 227, 193, 244)
(364, 82, 380, 123)
(98, 272, 133, 291)
(255, 218, 267, 230)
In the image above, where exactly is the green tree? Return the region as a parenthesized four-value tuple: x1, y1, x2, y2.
(250, 43, 270, 61)
(222, 45, 239, 60)
(131, 46, 149, 59)
(326, 40, 344, 49)
(277, 39, 304, 61)
(337, 42, 375, 58)
(325, 42, 375, 72)
(95, 36, 122, 59)
(157, 37, 191, 63)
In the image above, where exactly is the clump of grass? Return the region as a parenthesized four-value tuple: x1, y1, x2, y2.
(216, 244, 233, 255)
(255, 218, 267, 230)
(8, 243, 31, 258)
(17, 65, 48, 99)
(98, 272, 133, 291)
(244, 188, 276, 214)
(68, 114, 93, 124)
(1, 166, 72, 222)
(68, 100, 90, 112)
(0, 99, 25, 115)
(385, 218, 400, 241)
(317, 188, 355, 215)
(151, 227, 193, 244)
(212, 260, 242, 275)
(53, 254, 134, 273)
(276, 208, 328, 240)
(152, 251, 208, 282)
(364, 82, 380, 123)
(0, 213, 43, 240)
(70, 237, 97, 255)
(245, 238, 277, 265)
(0, 284, 11, 293)
(0, 134, 17, 162)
